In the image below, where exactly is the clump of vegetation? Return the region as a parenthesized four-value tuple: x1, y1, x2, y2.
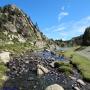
(58, 66, 73, 74)
(0, 63, 7, 74)
(0, 62, 7, 87)
(54, 61, 73, 75)
(0, 42, 36, 55)
(54, 62, 64, 68)
(71, 54, 90, 82)
(54, 61, 71, 68)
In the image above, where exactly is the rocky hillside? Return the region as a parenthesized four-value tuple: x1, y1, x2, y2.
(0, 4, 52, 53)
(66, 27, 90, 46)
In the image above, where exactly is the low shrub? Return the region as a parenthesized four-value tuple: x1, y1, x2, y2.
(58, 66, 73, 75)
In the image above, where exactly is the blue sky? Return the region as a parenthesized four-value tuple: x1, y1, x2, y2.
(0, 0, 90, 40)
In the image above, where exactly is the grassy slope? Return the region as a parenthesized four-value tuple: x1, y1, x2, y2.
(54, 61, 73, 75)
(71, 54, 90, 81)
(64, 46, 90, 81)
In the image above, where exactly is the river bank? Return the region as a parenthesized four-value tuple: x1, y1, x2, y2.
(0, 49, 90, 90)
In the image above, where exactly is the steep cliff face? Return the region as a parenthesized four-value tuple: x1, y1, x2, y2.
(0, 4, 48, 52)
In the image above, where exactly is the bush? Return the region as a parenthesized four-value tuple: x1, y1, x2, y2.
(54, 61, 73, 75)
(54, 62, 64, 68)
(58, 66, 73, 74)
(54, 61, 71, 68)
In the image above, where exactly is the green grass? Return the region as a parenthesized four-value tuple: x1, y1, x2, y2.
(64, 46, 90, 81)
(71, 54, 90, 81)
(0, 42, 36, 55)
(54, 61, 73, 75)
(64, 47, 79, 57)
(0, 63, 7, 87)
(54, 61, 71, 68)
(58, 66, 73, 74)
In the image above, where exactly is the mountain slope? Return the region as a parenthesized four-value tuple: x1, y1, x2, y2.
(0, 4, 49, 53)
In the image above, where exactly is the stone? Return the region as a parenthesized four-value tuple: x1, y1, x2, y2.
(45, 84, 64, 90)
(0, 51, 10, 64)
(37, 68, 44, 76)
(25, 60, 29, 64)
(27, 77, 34, 81)
(50, 62, 54, 67)
(1, 75, 9, 81)
(18, 35, 26, 43)
(50, 61, 57, 68)
(73, 87, 80, 90)
(69, 76, 77, 80)
(77, 79, 86, 86)
(37, 64, 49, 74)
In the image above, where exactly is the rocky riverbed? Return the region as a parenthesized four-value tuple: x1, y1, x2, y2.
(1, 50, 90, 90)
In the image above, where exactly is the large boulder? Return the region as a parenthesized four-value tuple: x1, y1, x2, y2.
(0, 51, 10, 64)
(45, 84, 64, 90)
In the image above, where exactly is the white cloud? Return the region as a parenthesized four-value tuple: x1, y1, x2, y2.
(58, 12, 69, 21)
(59, 12, 69, 16)
(54, 27, 66, 32)
(43, 16, 90, 40)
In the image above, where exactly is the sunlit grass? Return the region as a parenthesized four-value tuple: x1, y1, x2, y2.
(64, 46, 90, 81)
(64, 46, 80, 57)
(58, 65, 73, 75)
(71, 54, 90, 81)
(54, 61, 73, 75)
(0, 63, 7, 87)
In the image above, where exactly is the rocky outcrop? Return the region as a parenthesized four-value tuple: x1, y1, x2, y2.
(45, 84, 64, 90)
(4, 22, 17, 33)
(0, 4, 49, 50)
(69, 76, 76, 80)
(35, 40, 46, 48)
(0, 51, 10, 64)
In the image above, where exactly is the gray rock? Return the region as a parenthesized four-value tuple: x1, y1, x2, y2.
(0, 51, 10, 64)
(37, 64, 49, 74)
(37, 68, 44, 76)
(45, 84, 64, 90)
(73, 87, 80, 90)
(27, 77, 34, 81)
(77, 79, 86, 86)
(69, 76, 77, 80)
(4, 22, 17, 32)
